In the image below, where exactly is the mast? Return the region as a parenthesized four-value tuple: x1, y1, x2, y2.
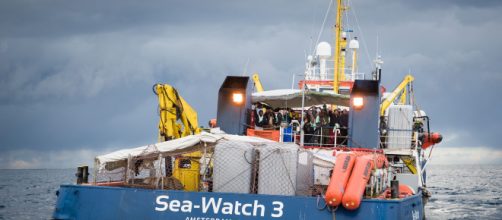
(333, 0, 347, 94)
(349, 37, 360, 80)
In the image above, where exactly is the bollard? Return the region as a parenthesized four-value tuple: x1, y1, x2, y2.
(391, 180, 399, 198)
(76, 166, 83, 184)
(82, 166, 89, 184)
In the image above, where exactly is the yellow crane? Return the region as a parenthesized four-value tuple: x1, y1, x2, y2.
(252, 73, 264, 92)
(380, 74, 414, 116)
(153, 84, 201, 141)
(153, 84, 201, 191)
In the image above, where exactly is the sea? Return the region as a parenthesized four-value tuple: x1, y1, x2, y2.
(0, 165, 500, 220)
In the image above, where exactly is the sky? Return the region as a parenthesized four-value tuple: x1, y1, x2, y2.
(0, 0, 501, 168)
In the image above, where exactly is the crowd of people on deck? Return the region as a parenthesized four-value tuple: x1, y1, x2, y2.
(253, 104, 295, 128)
(252, 104, 349, 146)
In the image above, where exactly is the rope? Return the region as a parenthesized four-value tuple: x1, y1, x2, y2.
(312, 0, 334, 55)
(349, 0, 373, 70)
(316, 194, 328, 210)
(331, 204, 339, 220)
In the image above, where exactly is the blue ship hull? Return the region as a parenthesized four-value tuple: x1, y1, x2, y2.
(53, 185, 423, 220)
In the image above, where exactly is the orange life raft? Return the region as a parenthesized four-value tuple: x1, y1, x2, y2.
(325, 152, 388, 210)
(324, 153, 356, 206)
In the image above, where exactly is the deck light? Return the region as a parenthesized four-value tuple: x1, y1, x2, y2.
(353, 96, 364, 110)
(232, 93, 243, 104)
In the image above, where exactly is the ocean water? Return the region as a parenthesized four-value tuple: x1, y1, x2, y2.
(425, 165, 502, 220)
(0, 165, 500, 220)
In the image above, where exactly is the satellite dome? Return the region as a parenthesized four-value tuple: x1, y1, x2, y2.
(316, 42, 331, 58)
(349, 38, 359, 49)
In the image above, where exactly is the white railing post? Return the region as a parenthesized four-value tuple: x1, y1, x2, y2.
(334, 128, 340, 147)
(320, 128, 323, 147)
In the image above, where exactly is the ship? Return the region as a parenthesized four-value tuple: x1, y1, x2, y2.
(52, 1, 443, 219)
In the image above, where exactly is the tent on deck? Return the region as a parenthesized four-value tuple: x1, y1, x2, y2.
(251, 89, 350, 108)
(95, 132, 273, 171)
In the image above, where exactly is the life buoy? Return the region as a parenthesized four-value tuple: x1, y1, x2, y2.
(422, 132, 442, 149)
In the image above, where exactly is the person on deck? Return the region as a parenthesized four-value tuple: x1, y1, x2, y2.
(255, 109, 267, 128)
(339, 109, 349, 145)
(274, 108, 282, 127)
(303, 116, 314, 145)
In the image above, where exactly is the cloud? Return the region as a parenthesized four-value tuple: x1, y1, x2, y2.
(0, 22, 312, 151)
(0, 0, 501, 168)
(0, 148, 119, 169)
(429, 146, 502, 165)
(10, 160, 37, 169)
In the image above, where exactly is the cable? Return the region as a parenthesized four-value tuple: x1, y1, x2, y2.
(349, 0, 373, 70)
(312, 0, 334, 56)
(316, 194, 328, 210)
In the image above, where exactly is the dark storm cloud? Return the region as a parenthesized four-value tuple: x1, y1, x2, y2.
(0, 0, 501, 167)
(343, 0, 502, 148)
(0, 0, 317, 39)
(398, 0, 502, 9)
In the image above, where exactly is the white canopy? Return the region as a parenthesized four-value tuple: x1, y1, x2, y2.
(251, 89, 350, 108)
(95, 132, 273, 171)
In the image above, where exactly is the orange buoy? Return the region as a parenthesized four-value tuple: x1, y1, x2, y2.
(399, 184, 415, 197)
(422, 132, 442, 149)
(377, 184, 415, 199)
(373, 153, 389, 169)
(325, 153, 356, 206)
(209, 119, 217, 128)
(341, 155, 374, 210)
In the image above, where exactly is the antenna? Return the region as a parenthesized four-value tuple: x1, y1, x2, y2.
(291, 74, 296, 90)
(242, 58, 250, 76)
(308, 37, 314, 58)
(373, 34, 383, 72)
(376, 34, 379, 58)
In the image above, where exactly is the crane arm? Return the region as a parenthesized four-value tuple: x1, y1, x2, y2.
(252, 73, 264, 92)
(380, 74, 414, 116)
(154, 84, 201, 141)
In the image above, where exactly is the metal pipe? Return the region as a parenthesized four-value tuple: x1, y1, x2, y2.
(300, 80, 306, 147)
(320, 127, 323, 147)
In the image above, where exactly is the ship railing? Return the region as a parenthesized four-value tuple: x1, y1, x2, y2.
(280, 125, 349, 148)
(304, 71, 370, 81)
(305, 58, 379, 81)
(344, 72, 367, 81)
(280, 126, 415, 149)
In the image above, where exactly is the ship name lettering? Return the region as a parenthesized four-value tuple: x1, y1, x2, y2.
(155, 195, 272, 217)
(155, 195, 193, 212)
(271, 201, 284, 218)
(201, 197, 265, 217)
